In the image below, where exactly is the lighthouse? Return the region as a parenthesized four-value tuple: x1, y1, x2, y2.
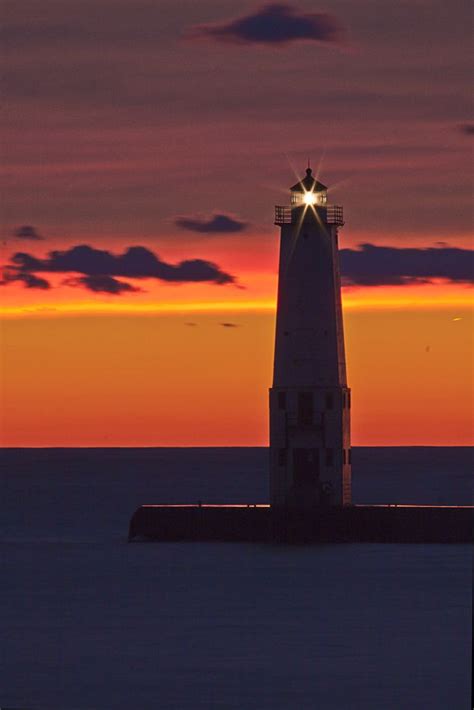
(129, 166, 474, 543)
(270, 167, 351, 510)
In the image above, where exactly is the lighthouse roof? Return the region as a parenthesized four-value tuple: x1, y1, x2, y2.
(290, 168, 327, 193)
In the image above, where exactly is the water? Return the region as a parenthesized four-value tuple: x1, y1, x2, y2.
(1, 448, 472, 709)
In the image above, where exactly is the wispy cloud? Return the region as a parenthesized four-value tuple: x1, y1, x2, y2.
(188, 4, 343, 46)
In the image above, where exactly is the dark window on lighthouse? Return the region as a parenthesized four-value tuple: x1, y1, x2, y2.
(298, 392, 313, 426)
(343, 449, 346, 465)
(293, 448, 319, 487)
(278, 392, 286, 410)
(278, 449, 287, 466)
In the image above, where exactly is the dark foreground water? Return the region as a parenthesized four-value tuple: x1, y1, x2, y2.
(1, 448, 472, 709)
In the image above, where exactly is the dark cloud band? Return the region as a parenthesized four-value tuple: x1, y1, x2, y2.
(3, 244, 235, 294)
(340, 244, 474, 286)
(3, 242, 471, 294)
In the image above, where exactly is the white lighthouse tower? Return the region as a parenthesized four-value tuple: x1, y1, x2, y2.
(270, 167, 351, 510)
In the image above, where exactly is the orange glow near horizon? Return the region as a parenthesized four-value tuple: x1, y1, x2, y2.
(1, 306, 472, 447)
(1, 236, 472, 447)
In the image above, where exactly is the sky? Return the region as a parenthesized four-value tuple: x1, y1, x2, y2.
(1, 0, 472, 446)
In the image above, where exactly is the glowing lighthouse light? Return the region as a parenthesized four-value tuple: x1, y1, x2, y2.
(289, 169, 328, 207)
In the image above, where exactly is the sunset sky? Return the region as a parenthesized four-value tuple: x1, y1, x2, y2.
(1, 0, 472, 446)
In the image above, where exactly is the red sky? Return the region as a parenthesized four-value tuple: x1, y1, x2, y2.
(1, 0, 472, 446)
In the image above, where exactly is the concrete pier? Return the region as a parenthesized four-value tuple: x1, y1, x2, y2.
(128, 504, 473, 544)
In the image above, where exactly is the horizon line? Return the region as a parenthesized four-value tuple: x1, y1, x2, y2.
(1, 294, 472, 318)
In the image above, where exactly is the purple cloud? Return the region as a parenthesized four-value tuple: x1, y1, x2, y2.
(67, 275, 142, 294)
(12, 225, 44, 241)
(340, 244, 474, 286)
(189, 4, 343, 46)
(175, 213, 247, 234)
(2, 244, 236, 294)
(2, 271, 51, 289)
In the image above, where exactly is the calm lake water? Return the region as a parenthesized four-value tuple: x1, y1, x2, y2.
(1, 447, 472, 709)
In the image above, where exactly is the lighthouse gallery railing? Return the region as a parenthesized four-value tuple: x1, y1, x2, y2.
(274, 205, 344, 226)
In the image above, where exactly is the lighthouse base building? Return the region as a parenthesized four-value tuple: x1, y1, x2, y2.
(128, 167, 472, 544)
